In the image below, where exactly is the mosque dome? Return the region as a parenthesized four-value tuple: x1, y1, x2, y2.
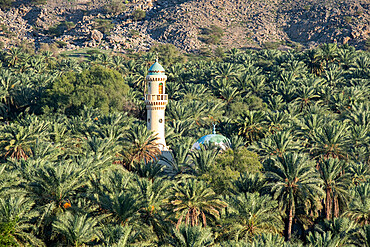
(192, 127, 231, 151)
(148, 61, 165, 75)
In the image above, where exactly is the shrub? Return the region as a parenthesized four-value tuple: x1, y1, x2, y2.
(200, 25, 224, 44)
(86, 49, 103, 56)
(104, 0, 126, 15)
(48, 21, 75, 37)
(30, 0, 47, 5)
(132, 9, 146, 21)
(214, 46, 225, 58)
(0, 0, 13, 10)
(129, 29, 140, 37)
(55, 40, 67, 48)
(93, 18, 114, 34)
(263, 41, 281, 49)
(365, 38, 370, 51)
(344, 16, 353, 23)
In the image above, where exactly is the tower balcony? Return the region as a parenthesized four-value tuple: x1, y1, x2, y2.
(145, 94, 168, 105)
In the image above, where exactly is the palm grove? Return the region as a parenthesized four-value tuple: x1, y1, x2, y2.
(0, 43, 370, 246)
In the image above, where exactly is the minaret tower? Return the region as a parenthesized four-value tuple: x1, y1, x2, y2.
(145, 59, 168, 151)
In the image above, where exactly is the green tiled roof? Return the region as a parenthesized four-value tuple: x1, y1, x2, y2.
(148, 61, 165, 75)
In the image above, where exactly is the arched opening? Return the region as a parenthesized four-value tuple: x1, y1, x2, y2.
(159, 83, 163, 94)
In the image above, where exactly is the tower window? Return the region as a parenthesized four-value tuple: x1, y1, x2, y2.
(159, 119, 163, 123)
(159, 83, 163, 94)
(148, 119, 150, 123)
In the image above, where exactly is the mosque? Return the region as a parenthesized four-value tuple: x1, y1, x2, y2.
(145, 60, 230, 155)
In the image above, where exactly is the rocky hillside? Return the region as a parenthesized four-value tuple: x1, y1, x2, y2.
(0, 0, 368, 53)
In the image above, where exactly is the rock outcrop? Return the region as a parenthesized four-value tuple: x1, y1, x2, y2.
(0, 0, 368, 52)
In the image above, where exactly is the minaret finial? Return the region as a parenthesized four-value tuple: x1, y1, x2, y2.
(213, 123, 216, 134)
(155, 52, 159, 62)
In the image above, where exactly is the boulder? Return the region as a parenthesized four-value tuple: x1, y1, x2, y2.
(91, 29, 103, 43)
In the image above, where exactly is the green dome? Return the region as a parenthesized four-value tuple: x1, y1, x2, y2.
(148, 61, 165, 75)
(192, 134, 231, 150)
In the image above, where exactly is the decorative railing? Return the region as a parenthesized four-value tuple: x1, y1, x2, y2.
(145, 94, 168, 101)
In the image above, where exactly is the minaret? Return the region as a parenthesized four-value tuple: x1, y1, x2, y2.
(145, 59, 168, 151)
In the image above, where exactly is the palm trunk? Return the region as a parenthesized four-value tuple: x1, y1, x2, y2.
(325, 188, 331, 220)
(334, 197, 339, 218)
(287, 200, 293, 241)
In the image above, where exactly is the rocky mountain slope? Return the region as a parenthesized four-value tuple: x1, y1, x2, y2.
(0, 0, 368, 53)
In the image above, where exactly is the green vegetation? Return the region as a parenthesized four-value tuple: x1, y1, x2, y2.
(0, 43, 369, 246)
(132, 8, 146, 21)
(48, 21, 75, 37)
(344, 16, 353, 23)
(365, 38, 370, 51)
(93, 18, 114, 34)
(150, 43, 185, 66)
(44, 65, 130, 115)
(31, 0, 47, 4)
(201, 25, 224, 44)
(263, 41, 283, 49)
(104, 0, 126, 15)
(0, 0, 12, 10)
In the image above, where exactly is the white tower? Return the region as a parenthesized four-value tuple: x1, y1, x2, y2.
(145, 60, 168, 151)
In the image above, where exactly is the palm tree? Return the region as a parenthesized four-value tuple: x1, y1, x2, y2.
(337, 47, 356, 70)
(121, 125, 161, 171)
(267, 94, 286, 111)
(0, 70, 18, 109)
(250, 131, 302, 160)
(190, 146, 220, 175)
(52, 213, 102, 247)
(313, 217, 358, 242)
(96, 190, 139, 225)
(169, 179, 227, 228)
(251, 233, 286, 247)
(320, 43, 338, 64)
(233, 172, 266, 195)
(322, 64, 344, 87)
(164, 136, 194, 175)
(135, 160, 164, 179)
(219, 86, 240, 106)
(303, 49, 324, 75)
(348, 162, 370, 186)
(0, 164, 19, 198)
(0, 195, 44, 246)
(5, 47, 24, 67)
(237, 110, 267, 144)
(344, 183, 370, 225)
(306, 231, 343, 247)
(213, 63, 241, 83)
(0, 118, 49, 160)
(294, 85, 319, 111)
(264, 152, 324, 241)
(110, 55, 126, 72)
(226, 192, 283, 240)
(309, 122, 349, 159)
(246, 75, 267, 97)
(179, 83, 211, 101)
(100, 225, 152, 247)
(133, 177, 172, 241)
(319, 158, 351, 219)
(167, 224, 214, 247)
(351, 225, 370, 247)
(19, 160, 87, 240)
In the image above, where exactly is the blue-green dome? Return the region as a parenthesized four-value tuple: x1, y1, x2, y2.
(192, 134, 231, 150)
(148, 61, 165, 75)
